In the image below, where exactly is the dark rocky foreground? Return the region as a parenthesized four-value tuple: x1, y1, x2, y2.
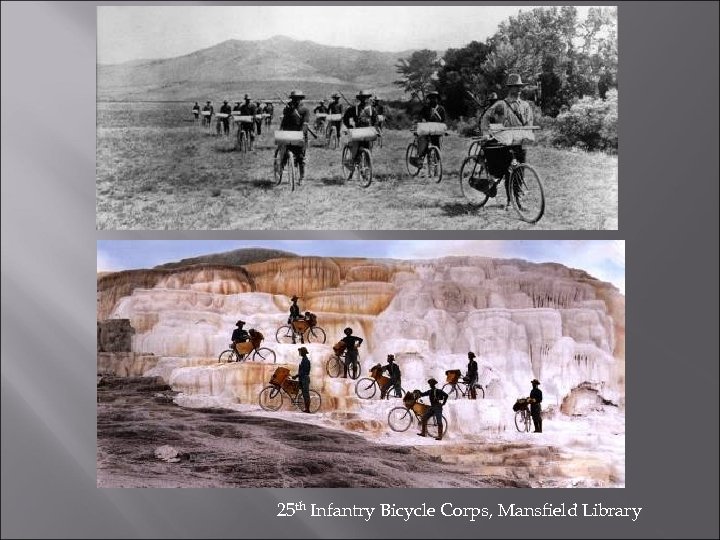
(98, 377, 508, 488)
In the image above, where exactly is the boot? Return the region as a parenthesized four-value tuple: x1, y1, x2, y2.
(435, 425, 444, 441)
(303, 397, 311, 413)
(417, 422, 428, 437)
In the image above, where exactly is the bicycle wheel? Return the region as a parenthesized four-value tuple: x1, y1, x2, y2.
(468, 140, 481, 157)
(326, 356, 342, 378)
(293, 389, 321, 413)
(306, 326, 326, 344)
(273, 147, 283, 185)
(515, 410, 529, 432)
(459, 155, 490, 207)
(476, 385, 485, 399)
(508, 164, 544, 223)
(357, 148, 373, 188)
(218, 349, 236, 363)
(388, 407, 413, 432)
(252, 347, 276, 363)
(405, 142, 421, 176)
(377, 130, 383, 148)
(427, 415, 449, 438)
(442, 383, 460, 400)
(275, 326, 295, 344)
(347, 360, 360, 380)
(259, 386, 283, 411)
(525, 411, 533, 432)
(355, 378, 377, 399)
(341, 145, 354, 181)
(426, 146, 442, 183)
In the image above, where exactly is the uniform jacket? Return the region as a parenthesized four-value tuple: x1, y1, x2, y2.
(420, 387, 448, 408)
(298, 355, 311, 379)
(280, 105, 310, 131)
(420, 103, 446, 123)
(232, 328, 249, 342)
(382, 362, 401, 381)
(343, 103, 377, 129)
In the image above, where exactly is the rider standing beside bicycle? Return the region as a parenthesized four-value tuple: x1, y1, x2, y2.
(327, 93, 343, 136)
(466, 351, 479, 399)
(291, 346, 312, 413)
(529, 378, 543, 433)
(279, 90, 310, 182)
(202, 101, 213, 126)
(342, 90, 377, 161)
(380, 354, 402, 399)
(340, 327, 363, 378)
(219, 100, 232, 135)
(418, 378, 448, 441)
(479, 74, 534, 183)
(409, 90, 446, 168)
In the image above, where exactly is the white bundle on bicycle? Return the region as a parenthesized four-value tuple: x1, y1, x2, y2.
(327, 114, 343, 122)
(201, 111, 211, 116)
(315, 113, 328, 119)
(416, 122, 447, 136)
(234, 115, 255, 123)
(488, 123, 537, 145)
(274, 130, 305, 146)
(348, 127, 378, 142)
(215, 113, 229, 119)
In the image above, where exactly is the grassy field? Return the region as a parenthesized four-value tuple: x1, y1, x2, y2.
(97, 102, 618, 230)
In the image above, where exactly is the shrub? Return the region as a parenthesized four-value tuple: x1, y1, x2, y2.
(550, 89, 618, 152)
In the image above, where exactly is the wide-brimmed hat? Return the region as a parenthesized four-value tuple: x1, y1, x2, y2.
(387, 354, 395, 361)
(428, 378, 438, 386)
(531, 378, 540, 385)
(291, 295, 299, 301)
(289, 90, 305, 99)
(468, 351, 476, 358)
(244, 94, 251, 100)
(331, 92, 340, 98)
(298, 346, 309, 355)
(236, 320, 245, 326)
(356, 90, 373, 99)
(426, 90, 439, 98)
(505, 73, 527, 87)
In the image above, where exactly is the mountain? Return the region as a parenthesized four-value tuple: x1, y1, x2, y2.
(97, 36, 415, 101)
(153, 247, 297, 270)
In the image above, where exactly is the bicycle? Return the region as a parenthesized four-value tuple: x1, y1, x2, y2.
(258, 368, 322, 413)
(326, 343, 361, 379)
(405, 123, 446, 183)
(313, 114, 327, 142)
(513, 398, 533, 432)
(341, 127, 377, 188)
(273, 130, 306, 192)
(387, 391, 449, 438)
(355, 364, 404, 399)
(275, 315, 326, 345)
(218, 331, 277, 363)
(459, 126, 545, 224)
(325, 114, 343, 149)
(235, 116, 255, 153)
(441, 378, 485, 400)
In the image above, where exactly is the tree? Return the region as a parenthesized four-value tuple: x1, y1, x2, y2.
(394, 49, 439, 101)
(435, 41, 495, 118)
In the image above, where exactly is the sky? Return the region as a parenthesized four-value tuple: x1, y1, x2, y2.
(97, 240, 625, 293)
(97, 5, 592, 65)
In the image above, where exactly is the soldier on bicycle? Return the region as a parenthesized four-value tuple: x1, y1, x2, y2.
(410, 90, 446, 168)
(340, 327, 363, 378)
(239, 94, 257, 148)
(229, 320, 250, 361)
(342, 90, 377, 163)
(202, 101, 213, 126)
(465, 351, 479, 399)
(279, 90, 310, 182)
(219, 100, 232, 135)
(327, 93, 344, 137)
(418, 378, 448, 441)
(380, 354, 402, 399)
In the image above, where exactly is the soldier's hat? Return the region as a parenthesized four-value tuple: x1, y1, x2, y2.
(428, 377, 438, 386)
(331, 92, 340, 99)
(289, 90, 306, 99)
(298, 346, 309, 355)
(426, 90, 439, 98)
(387, 354, 395, 361)
(505, 73, 527, 87)
(291, 295, 299, 301)
(468, 351, 476, 358)
(223, 100, 228, 104)
(356, 90, 373, 99)
(206, 100, 211, 104)
(244, 94, 251, 100)
(235, 101, 241, 105)
(531, 378, 541, 385)
(236, 320, 245, 326)
(488, 92, 498, 100)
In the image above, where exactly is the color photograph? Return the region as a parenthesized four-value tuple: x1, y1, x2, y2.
(97, 240, 625, 487)
(96, 6, 618, 230)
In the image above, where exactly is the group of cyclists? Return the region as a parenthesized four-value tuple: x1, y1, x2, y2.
(192, 95, 275, 142)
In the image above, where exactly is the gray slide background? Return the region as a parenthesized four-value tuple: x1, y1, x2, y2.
(1, 1, 718, 538)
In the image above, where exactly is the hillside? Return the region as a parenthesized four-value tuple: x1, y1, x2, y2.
(97, 35, 415, 101)
(153, 247, 297, 270)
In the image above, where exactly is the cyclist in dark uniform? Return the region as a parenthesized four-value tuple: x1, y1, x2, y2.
(255, 101, 264, 136)
(202, 101, 213, 126)
(340, 328, 363, 378)
(529, 379, 543, 433)
(342, 90, 377, 162)
(410, 90, 446, 167)
(380, 354, 402, 398)
(219, 100, 232, 135)
(418, 378, 448, 441)
(327, 93, 344, 139)
(291, 347, 312, 413)
(466, 351, 479, 399)
(265, 102, 274, 127)
(279, 90, 310, 182)
(192, 102, 200, 122)
(239, 94, 257, 149)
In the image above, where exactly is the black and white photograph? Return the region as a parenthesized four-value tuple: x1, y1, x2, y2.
(96, 5, 618, 230)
